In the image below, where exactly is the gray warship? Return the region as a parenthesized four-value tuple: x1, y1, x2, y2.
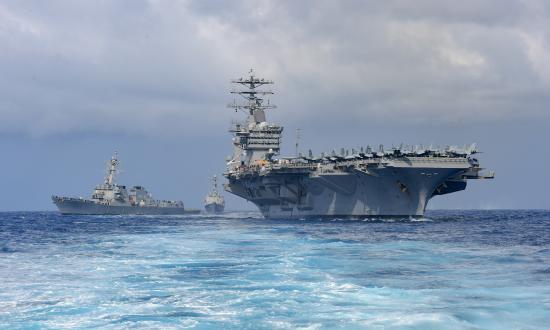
(52, 153, 200, 215)
(224, 70, 494, 218)
(204, 175, 225, 214)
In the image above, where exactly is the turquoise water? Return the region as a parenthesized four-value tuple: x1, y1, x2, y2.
(1, 210, 549, 329)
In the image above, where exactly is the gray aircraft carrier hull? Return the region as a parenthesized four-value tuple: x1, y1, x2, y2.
(52, 196, 200, 215)
(226, 165, 468, 219)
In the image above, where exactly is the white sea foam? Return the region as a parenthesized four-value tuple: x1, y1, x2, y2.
(1, 211, 550, 328)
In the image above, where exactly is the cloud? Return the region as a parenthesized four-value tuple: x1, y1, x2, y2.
(0, 0, 548, 137)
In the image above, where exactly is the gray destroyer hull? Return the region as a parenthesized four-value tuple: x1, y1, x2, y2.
(52, 196, 200, 215)
(204, 202, 225, 214)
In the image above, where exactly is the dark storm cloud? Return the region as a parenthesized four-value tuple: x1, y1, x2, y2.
(0, 0, 548, 136)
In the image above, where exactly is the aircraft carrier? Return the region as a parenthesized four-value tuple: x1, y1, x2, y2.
(224, 70, 494, 218)
(52, 153, 200, 215)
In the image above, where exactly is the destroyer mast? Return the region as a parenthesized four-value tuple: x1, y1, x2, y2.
(104, 152, 119, 187)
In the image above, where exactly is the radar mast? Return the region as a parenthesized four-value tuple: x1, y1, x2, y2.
(211, 175, 220, 196)
(229, 69, 276, 123)
(104, 152, 119, 186)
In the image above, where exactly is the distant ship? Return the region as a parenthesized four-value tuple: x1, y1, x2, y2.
(204, 175, 225, 214)
(223, 70, 494, 218)
(52, 153, 200, 215)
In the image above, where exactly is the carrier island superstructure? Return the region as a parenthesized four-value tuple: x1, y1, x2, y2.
(52, 153, 200, 215)
(224, 70, 494, 218)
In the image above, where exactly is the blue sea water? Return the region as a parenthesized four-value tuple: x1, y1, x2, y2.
(1, 210, 549, 329)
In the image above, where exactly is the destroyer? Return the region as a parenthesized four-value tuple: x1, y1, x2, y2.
(204, 175, 225, 214)
(224, 70, 494, 218)
(52, 153, 200, 215)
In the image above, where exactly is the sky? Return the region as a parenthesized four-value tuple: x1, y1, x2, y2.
(0, 0, 549, 211)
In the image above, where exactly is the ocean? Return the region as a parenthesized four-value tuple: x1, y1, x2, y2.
(1, 210, 549, 329)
